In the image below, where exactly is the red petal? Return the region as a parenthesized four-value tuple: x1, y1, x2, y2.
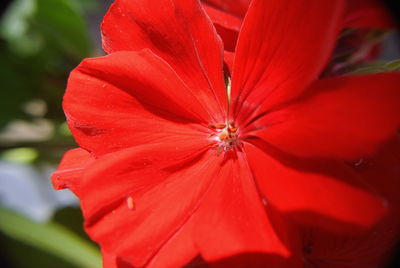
(301, 211, 400, 268)
(345, 0, 395, 29)
(300, 137, 400, 267)
(256, 73, 400, 161)
(193, 152, 300, 267)
(145, 219, 198, 268)
(354, 136, 400, 205)
(301, 139, 400, 268)
(202, 0, 250, 18)
(230, 0, 345, 124)
(244, 143, 387, 232)
(51, 148, 94, 191)
(102, 218, 198, 268)
(64, 50, 218, 155)
(202, 2, 242, 52)
(101, 0, 227, 113)
(73, 142, 219, 267)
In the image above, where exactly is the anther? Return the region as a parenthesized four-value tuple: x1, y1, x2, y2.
(219, 132, 229, 141)
(210, 121, 239, 153)
(217, 123, 227, 129)
(229, 127, 237, 133)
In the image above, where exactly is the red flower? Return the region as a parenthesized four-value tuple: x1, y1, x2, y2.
(53, 0, 400, 267)
(203, 0, 395, 53)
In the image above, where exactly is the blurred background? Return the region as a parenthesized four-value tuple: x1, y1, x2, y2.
(0, 0, 112, 267)
(0, 0, 399, 267)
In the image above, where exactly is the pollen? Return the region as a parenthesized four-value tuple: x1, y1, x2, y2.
(126, 196, 136, 211)
(209, 121, 239, 153)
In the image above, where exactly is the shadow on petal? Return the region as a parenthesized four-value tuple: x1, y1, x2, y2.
(184, 252, 302, 268)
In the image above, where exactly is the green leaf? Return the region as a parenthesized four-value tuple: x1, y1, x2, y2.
(0, 208, 102, 268)
(34, 0, 92, 57)
(384, 59, 400, 71)
(350, 59, 400, 75)
(0, 0, 43, 55)
(69, 0, 98, 12)
(0, 0, 35, 39)
(1, 147, 39, 163)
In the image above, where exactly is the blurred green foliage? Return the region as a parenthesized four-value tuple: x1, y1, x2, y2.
(0, 207, 102, 268)
(0, 0, 97, 160)
(0, 0, 102, 267)
(350, 59, 400, 74)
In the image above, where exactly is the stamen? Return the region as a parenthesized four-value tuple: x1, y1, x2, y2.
(209, 123, 226, 129)
(229, 127, 237, 133)
(210, 121, 239, 153)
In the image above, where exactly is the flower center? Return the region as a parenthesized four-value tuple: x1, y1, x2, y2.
(209, 122, 239, 154)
